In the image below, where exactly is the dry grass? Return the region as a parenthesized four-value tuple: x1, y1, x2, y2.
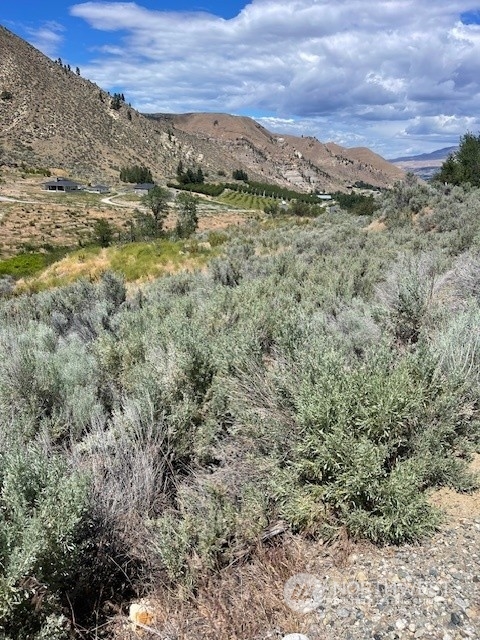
(364, 218, 386, 232)
(108, 538, 322, 640)
(0, 170, 249, 264)
(15, 240, 216, 292)
(105, 528, 380, 640)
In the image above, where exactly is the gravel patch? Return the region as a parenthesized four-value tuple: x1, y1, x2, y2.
(285, 518, 480, 640)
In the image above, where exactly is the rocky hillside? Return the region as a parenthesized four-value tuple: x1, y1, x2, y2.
(154, 112, 405, 191)
(0, 25, 194, 183)
(0, 25, 404, 190)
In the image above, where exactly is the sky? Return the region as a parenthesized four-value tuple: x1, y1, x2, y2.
(2, 1, 480, 158)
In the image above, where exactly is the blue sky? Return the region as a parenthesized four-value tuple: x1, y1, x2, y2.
(2, 1, 480, 157)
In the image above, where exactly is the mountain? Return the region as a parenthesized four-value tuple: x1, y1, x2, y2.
(0, 24, 404, 191)
(389, 146, 456, 181)
(148, 112, 405, 191)
(390, 146, 457, 163)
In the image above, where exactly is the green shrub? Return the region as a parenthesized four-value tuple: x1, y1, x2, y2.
(1, 183, 480, 633)
(0, 446, 89, 638)
(379, 173, 433, 225)
(375, 252, 442, 344)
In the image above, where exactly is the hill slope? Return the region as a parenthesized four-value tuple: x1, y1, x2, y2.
(152, 112, 405, 190)
(0, 25, 192, 182)
(390, 146, 457, 163)
(0, 25, 403, 190)
(389, 146, 457, 181)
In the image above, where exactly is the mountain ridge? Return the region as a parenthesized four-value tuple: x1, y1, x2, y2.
(389, 146, 455, 181)
(389, 146, 457, 163)
(0, 24, 404, 191)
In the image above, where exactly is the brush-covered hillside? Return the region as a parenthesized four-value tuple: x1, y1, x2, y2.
(0, 25, 403, 190)
(0, 173, 479, 638)
(150, 111, 405, 191)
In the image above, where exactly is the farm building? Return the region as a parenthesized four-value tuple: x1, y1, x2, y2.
(43, 177, 80, 192)
(134, 183, 155, 194)
(88, 184, 110, 193)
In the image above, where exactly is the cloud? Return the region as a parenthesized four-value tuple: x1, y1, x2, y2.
(26, 21, 64, 58)
(404, 114, 480, 137)
(69, 1, 480, 155)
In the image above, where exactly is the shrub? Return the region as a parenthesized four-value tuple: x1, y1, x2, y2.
(0, 446, 89, 638)
(375, 252, 442, 344)
(232, 169, 248, 181)
(379, 173, 433, 226)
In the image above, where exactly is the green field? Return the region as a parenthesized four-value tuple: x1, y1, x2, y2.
(12, 237, 220, 293)
(216, 190, 274, 210)
(0, 248, 68, 278)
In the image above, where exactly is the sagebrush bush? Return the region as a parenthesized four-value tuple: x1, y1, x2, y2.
(375, 251, 445, 344)
(0, 446, 89, 639)
(378, 174, 432, 225)
(1, 184, 480, 635)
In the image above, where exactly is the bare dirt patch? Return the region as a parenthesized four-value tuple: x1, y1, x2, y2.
(364, 218, 386, 232)
(428, 453, 480, 522)
(0, 171, 249, 257)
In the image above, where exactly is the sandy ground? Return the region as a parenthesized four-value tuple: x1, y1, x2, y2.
(429, 453, 480, 522)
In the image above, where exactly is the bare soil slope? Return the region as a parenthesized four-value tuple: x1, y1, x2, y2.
(1, 25, 404, 191)
(156, 112, 405, 191)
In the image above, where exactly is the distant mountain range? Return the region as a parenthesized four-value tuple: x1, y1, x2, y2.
(0, 24, 404, 191)
(389, 146, 457, 180)
(390, 146, 457, 163)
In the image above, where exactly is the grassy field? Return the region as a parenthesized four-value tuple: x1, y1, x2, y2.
(14, 237, 220, 293)
(0, 248, 68, 278)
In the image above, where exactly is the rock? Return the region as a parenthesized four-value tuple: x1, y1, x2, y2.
(450, 612, 463, 626)
(129, 601, 155, 629)
(283, 635, 310, 640)
(454, 597, 468, 610)
(395, 619, 407, 631)
(466, 605, 479, 620)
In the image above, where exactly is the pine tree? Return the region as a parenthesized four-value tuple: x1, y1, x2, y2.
(434, 132, 480, 187)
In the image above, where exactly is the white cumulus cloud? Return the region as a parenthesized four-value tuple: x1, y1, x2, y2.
(26, 21, 64, 58)
(69, 1, 480, 155)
